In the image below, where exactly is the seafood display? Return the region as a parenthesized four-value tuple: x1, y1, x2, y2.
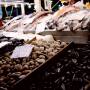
(47, 9, 90, 31)
(2, 6, 90, 33)
(4, 11, 52, 33)
(0, 3, 90, 90)
(0, 38, 67, 90)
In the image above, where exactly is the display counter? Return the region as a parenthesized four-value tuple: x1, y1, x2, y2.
(40, 31, 90, 44)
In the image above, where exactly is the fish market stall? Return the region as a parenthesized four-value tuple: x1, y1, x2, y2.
(0, 1, 90, 90)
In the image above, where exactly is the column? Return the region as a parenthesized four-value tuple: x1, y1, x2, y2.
(34, 0, 42, 12)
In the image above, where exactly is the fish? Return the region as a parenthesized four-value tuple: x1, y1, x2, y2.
(47, 9, 90, 31)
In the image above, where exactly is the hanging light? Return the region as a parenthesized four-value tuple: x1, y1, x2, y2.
(14, 4, 18, 8)
(28, 4, 31, 8)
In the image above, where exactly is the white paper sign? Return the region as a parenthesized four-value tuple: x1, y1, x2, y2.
(11, 44, 34, 58)
(36, 22, 46, 34)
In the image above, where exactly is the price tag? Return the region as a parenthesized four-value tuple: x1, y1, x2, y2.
(11, 44, 34, 59)
(36, 22, 46, 34)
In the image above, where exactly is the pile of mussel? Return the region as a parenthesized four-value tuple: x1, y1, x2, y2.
(29, 43, 90, 90)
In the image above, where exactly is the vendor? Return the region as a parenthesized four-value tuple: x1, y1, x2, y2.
(61, 0, 90, 9)
(68, 0, 81, 5)
(71, 0, 90, 9)
(60, 0, 81, 5)
(83, 0, 90, 9)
